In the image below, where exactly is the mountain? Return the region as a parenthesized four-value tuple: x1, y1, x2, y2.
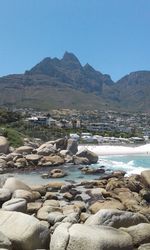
(114, 71, 150, 112)
(0, 52, 150, 112)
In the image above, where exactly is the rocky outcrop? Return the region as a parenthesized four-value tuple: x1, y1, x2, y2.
(85, 209, 148, 228)
(76, 148, 98, 164)
(66, 139, 78, 155)
(3, 178, 31, 193)
(15, 146, 34, 154)
(2, 198, 27, 212)
(50, 223, 133, 250)
(0, 231, 12, 250)
(122, 223, 150, 247)
(0, 138, 99, 174)
(141, 170, 150, 187)
(0, 169, 150, 249)
(0, 210, 50, 250)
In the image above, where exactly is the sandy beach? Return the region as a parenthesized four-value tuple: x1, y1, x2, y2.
(79, 143, 150, 156)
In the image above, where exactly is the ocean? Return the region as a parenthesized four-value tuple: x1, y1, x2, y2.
(3, 152, 150, 185)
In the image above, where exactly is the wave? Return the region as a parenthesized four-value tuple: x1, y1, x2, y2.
(79, 144, 150, 156)
(97, 157, 147, 176)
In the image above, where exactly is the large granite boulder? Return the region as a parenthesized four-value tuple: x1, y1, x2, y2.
(12, 189, 40, 202)
(0, 210, 50, 250)
(0, 231, 12, 250)
(0, 188, 11, 204)
(15, 146, 34, 154)
(89, 199, 124, 214)
(122, 223, 150, 247)
(141, 170, 150, 187)
(43, 155, 65, 166)
(25, 154, 42, 163)
(3, 178, 31, 193)
(138, 243, 150, 250)
(85, 209, 148, 228)
(66, 139, 78, 155)
(76, 149, 98, 164)
(36, 141, 56, 156)
(2, 198, 27, 213)
(54, 138, 67, 150)
(0, 136, 9, 154)
(50, 222, 133, 250)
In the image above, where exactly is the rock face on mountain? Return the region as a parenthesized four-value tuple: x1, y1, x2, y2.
(0, 52, 150, 111)
(25, 51, 114, 94)
(113, 71, 150, 112)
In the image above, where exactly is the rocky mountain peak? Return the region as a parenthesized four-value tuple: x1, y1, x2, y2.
(61, 52, 82, 70)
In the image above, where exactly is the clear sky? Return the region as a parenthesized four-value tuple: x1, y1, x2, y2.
(0, 0, 150, 81)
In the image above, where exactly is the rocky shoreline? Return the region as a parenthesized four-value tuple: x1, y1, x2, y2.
(0, 136, 98, 176)
(0, 136, 150, 249)
(1, 170, 150, 249)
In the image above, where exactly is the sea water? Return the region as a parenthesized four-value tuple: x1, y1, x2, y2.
(99, 154, 150, 176)
(3, 153, 150, 185)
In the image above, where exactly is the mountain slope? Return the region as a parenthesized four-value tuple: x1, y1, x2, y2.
(0, 52, 150, 112)
(0, 52, 115, 110)
(114, 71, 150, 112)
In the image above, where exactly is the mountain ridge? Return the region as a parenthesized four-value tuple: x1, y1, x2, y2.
(0, 52, 150, 112)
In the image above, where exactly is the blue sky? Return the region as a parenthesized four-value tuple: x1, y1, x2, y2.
(0, 0, 150, 81)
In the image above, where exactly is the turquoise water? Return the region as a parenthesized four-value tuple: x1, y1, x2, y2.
(3, 154, 150, 185)
(99, 154, 150, 175)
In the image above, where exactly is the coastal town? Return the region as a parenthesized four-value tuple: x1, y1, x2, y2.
(20, 108, 150, 144)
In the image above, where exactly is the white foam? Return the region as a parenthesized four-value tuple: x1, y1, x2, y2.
(79, 144, 150, 156)
(98, 157, 146, 176)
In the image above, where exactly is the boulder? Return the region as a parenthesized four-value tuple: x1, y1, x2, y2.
(15, 157, 27, 168)
(36, 142, 56, 156)
(89, 199, 124, 214)
(27, 202, 42, 214)
(47, 211, 65, 225)
(113, 188, 140, 211)
(0, 136, 9, 154)
(12, 189, 40, 202)
(50, 223, 133, 250)
(30, 184, 46, 196)
(73, 156, 89, 165)
(125, 174, 144, 192)
(0, 158, 7, 169)
(25, 154, 42, 163)
(3, 178, 31, 193)
(43, 155, 64, 166)
(2, 198, 27, 213)
(44, 191, 58, 200)
(138, 243, 150, 250)
(81, 166, 105, 174)
(85, 209, 148, 228)
(15, 146, 33, 154)
(46, 182, 65, 191)
(54, 138, 67, 150)
(37, 205, 62, 221)
(141, 170, 150, 187)
(43, 199, 60, 207)
(49, 168, 67, 178)
(76, 149, 98, 164)
(62, 212, 79, 224)
(0, 210, 50, 250)
(0, 231, 12, 250)
(66, 139, 78, 155)
(106, 178, 125, 191)
(140, 189, 150, 202)
(121, 223, 150, 247)
(0, 188, 11, 204)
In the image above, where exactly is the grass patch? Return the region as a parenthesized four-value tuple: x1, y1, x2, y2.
(0, 127, 24, 147)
